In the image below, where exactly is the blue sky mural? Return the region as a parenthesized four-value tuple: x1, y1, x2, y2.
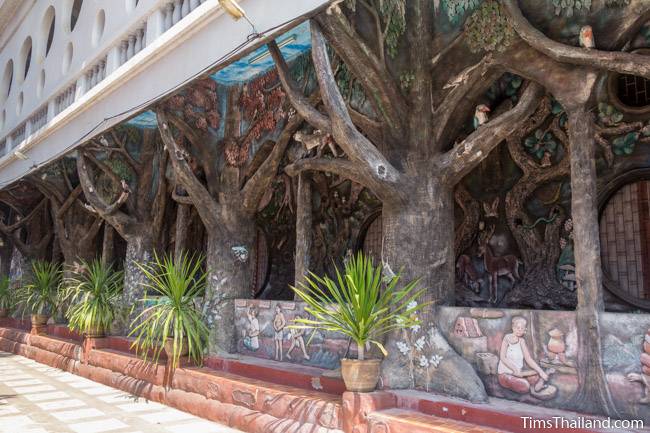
(126, 21, 311, 129)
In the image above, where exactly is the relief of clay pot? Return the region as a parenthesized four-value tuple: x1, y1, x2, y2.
(547, 328, 566, 364)
(547, 329, 565, 353)
(341, 359, 381, 392)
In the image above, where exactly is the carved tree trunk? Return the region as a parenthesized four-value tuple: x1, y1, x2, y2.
(502, 101, 573, 309)
(294, 172, 312, 296)
(203, 209, 256, 354)
(102, 224, 115, 266)
(380, 174, 487, 402)
(119, 233, 155, 329)
(174, 203, 190, 263)
(567, 106, 620, 417)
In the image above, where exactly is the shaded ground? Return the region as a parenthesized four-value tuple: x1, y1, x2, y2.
(0, 351, 242, 433)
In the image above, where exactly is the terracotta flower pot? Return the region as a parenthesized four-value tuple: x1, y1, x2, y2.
(340, 358, 381, 392)
(84, 325, 107, 338)
(164, 337, 189, 359)
(30, 314, 49, 335)
(31, 314, 49, 326)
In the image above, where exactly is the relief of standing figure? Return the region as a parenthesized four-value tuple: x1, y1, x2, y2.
(286, 314, 311, 361)
(243, 306, 260, 351)
(273, 304, 287, 361)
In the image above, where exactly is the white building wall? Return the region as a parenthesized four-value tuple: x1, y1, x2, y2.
(0, 0, 327, 187)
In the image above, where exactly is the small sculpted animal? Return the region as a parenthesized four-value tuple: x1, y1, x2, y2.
(579, 26, 595, 49)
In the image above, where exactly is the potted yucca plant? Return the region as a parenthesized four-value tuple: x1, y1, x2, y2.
(18, 260, 62, 334)
(129, 252, 209, 369)
(0, 276, 12, 318)
(62, 260, 124, 338)
(291, 252, 426, 392)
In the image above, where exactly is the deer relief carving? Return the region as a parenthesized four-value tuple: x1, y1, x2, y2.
(482, 197, 499, 218)
(478, 225, 521, 304)
(456, 254, 480, 293)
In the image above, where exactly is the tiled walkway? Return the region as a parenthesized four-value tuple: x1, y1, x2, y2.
(0, 351, 243, 433)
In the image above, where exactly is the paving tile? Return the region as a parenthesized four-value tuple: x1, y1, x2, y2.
(51, 408, 105, 421)
(0, 350, 244, 432)
(0, 406, 19, 416)
(138, 409, 195, 423)
(4, 379, 42, 387)
(11, 384, 56, 394)
(80, 386, 120, 396)
(97, 394, 138, 404)
(23, 391, 69, 402)
(35, 399, 86, 411)
(116, 402, 166, 413)
(69, 418, 128, 433)
(67, 381, 98, 389)
(165, 421, 243, 433)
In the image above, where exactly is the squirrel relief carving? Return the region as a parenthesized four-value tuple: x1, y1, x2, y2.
(293, 129, 342, 158)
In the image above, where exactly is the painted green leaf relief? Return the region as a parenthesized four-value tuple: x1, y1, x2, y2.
(443, 0, 482, 22)
(612, 132, 640, 156)
(597, 102, 624, 126)
(552, 0, 592, 16)
(465, 1, 514, 53)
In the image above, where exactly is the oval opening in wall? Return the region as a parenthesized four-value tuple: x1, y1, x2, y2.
(37, 70, 45, 98)
(42, 6, 56, 57)
(16, 92, 23, 115)
(1, 60, 13, 103)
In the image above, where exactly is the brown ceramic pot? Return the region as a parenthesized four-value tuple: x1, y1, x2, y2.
(340, 358, 381, 392)
(84, 325, 107, 338)
(164, 337, 189, 359)
(31, 314, 49, 326)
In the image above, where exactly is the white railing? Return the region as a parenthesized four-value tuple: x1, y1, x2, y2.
(10, 124, 25, 149)
(55, 83, 77, 116)
(0, 0, 212, 154)
(29, 105, 48, 135)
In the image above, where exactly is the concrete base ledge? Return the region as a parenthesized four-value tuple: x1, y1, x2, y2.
(3, 325, 625, 433)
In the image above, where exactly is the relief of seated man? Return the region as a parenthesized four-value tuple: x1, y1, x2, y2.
(497, 316, 557, 400)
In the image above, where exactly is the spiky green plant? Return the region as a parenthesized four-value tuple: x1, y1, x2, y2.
(0, 275, 12, 312)
(18, 261, 62, 316)
(291, 252, 427, 360)
(62, 260, 124, 336)
(128, 252, 209, 369)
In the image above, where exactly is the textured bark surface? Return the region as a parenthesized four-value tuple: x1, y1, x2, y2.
(379, 180, 487, 401)
(76, 128, 169, 321)
(501, 98, 573, 309)
(294, 172, 312, 295)
(157, 81, 303, 352)
(567, 107, 619, 417)
(204, 222, 256, 354)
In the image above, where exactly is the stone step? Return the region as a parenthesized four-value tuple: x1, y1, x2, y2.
(368, 408, 509, 433)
